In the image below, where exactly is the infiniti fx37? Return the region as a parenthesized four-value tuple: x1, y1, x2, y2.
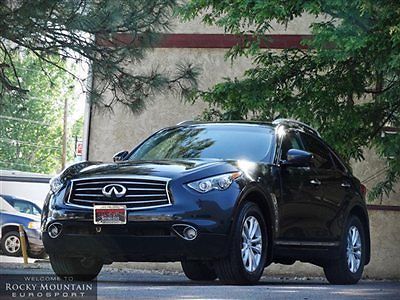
(41, 119, 370, 284)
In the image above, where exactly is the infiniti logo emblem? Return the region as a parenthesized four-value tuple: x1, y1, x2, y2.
(102, 184, 127, 198)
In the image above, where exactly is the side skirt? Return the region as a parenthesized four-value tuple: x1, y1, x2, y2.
(272, 240, 341, 267)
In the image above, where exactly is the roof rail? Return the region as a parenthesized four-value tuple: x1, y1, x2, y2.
(272, 118, 321, 137)
(176, 120, 195, 126)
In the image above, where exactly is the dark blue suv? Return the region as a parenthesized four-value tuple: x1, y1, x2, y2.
(42, 120, 370, 284)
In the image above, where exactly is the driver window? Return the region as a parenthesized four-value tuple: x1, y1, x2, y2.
(280, 131, 303, 160)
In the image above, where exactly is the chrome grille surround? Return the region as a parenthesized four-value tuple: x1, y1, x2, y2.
(66, 176, 172, 210)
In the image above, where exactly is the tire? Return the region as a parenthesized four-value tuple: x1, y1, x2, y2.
(323, 216, 366, 284)
(214, 202, 268, 284)
(1, 231, 22, 257)
(181, 260, 217, 281)
(49, 255, 103, 281)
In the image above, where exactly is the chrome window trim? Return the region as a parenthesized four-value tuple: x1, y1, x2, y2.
(65, 175, 172, 211)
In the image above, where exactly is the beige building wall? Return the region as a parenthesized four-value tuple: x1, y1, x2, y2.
(88, 16, 400, 279)
(88, 47, 251, 161)
(88, 16, 315, 161)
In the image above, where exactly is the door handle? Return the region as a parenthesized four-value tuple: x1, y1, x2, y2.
(341, 182, 351, 188)
(310, 179, 321, 186)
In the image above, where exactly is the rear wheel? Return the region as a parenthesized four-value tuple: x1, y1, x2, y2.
(323, 216, 365, 284)
(49, 255, 103, 281)
(214, 202, 268, 284)
(181, 260, 217, 281)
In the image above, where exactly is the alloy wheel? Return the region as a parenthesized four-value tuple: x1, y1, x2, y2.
(241, 216, 263, 272)
(346, 226, 362, 273)
(5, 235, 21, 254)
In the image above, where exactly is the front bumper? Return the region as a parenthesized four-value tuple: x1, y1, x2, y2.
(42, 222, 229, 261)
(42, 180, 241, 262)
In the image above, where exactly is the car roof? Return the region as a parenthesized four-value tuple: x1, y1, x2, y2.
(175, 120, 320, 137)
(176, 120, 274, 127)
(0, 194, 35, 203)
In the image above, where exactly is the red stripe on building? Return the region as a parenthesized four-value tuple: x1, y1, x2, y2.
(97, 33, 312, 49)
(367, 204, 400, 212)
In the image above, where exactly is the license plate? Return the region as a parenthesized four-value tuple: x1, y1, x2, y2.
(94, 205, 127, 225)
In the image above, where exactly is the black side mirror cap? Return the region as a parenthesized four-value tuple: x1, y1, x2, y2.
(282, 149, 313, 167)
(113, 150, 129, 162)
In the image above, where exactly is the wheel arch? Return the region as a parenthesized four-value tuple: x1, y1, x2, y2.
(348, 205, 371, 265)
(1, 224, 30, 250)
(232, 186, 276, 265)
(1, 224, 21, 239)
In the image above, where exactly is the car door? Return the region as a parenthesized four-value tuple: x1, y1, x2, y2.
(277, 129, 323, 242)
(323, 148, 355, 241)
(299, 132, 348, 242)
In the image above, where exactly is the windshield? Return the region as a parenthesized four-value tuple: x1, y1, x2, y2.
(128, 125, 274, 162)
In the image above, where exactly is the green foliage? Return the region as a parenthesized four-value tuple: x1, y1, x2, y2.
(0, 0, 199, 112)
(0, 52, 75, 174)
(71, 117, 84, 140)
(181, 0, 400, 200)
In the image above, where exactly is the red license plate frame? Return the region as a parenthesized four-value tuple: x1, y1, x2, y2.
(94, 205, 127, 225)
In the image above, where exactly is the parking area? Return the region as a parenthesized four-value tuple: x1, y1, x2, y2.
(1, 256, 399, 300)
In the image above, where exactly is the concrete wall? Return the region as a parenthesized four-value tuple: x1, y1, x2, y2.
(0, 181, 48, 207)
(0, 171, 50, 206)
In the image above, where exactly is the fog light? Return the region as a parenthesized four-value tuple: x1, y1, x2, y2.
(183, 227, 197, 240)
(48, 223, 62, 238)
(172, 224, 198, 241)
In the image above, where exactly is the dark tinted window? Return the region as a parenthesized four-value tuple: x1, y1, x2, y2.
(300, 133, 335, 170)
(280, 131, 304, 160)
(331, 152, 347, 173)
(129, 125, 274, 161)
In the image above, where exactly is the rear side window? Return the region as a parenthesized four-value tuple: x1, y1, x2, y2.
(300, 133, 335, 170)
(330, 151, 348, 173)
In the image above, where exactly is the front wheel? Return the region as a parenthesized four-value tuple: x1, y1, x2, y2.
(323, 216, 366, 284)
(1, 231, 22, 257)
(49, 255, 103, 281)
(214, 202, 268, 284)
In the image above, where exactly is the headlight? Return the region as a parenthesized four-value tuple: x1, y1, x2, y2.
(27, 221, 41, 230)
(187, 172, 242, 193)
(49, 176, 64, 194)
(49, 161, 96, 194)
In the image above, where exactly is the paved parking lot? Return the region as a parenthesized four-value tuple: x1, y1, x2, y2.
(94, 270, 400, 300)
(1, 256, 399, 300)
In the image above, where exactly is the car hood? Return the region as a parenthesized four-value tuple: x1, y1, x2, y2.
(76, 159, 226, 180)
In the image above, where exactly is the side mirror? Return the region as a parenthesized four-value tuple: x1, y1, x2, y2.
(284, 149, 313, 167)
(113, 150, 129, 162)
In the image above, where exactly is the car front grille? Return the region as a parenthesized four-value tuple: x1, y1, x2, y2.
(67, 177, 171, 210)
